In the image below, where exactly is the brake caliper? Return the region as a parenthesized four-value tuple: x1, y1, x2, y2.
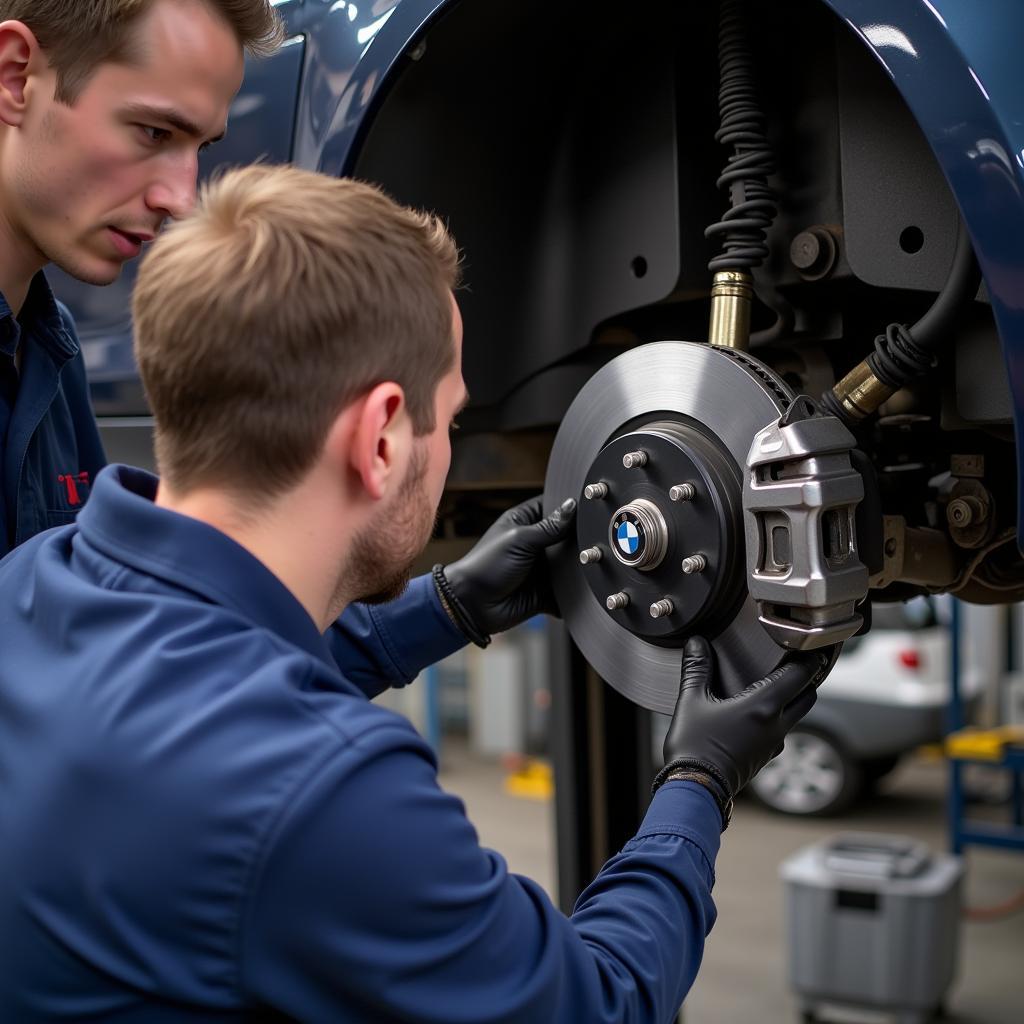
(743, 397, 868, 649)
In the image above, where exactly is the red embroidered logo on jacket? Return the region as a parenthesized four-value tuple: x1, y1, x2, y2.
(58, 471, 91, 507)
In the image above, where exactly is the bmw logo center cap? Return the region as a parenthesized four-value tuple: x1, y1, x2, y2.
(612, 510, 646, 563)
(617, 519, 640, 555)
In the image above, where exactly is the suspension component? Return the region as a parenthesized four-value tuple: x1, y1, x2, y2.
(869, 515, 957, 590)
(945, 475, 996, 550)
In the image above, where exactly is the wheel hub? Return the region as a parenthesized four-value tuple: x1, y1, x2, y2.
(576, 420, 745, 643)
(543, 341, 796, 713)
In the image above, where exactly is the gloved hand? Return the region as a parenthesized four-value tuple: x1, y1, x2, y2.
(653, 636, 834, 829)
(433, 496, 576, 646)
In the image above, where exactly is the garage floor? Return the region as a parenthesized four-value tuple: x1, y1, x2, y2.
(439, 743, 1023, 1023)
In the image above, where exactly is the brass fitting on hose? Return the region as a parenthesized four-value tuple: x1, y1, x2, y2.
(830, 360, 897, 422)
(708, 270, 753, 350)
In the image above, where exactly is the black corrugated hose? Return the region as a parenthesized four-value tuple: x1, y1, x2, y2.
(822, 220, 982, 424)
(704, 0, 778, 272)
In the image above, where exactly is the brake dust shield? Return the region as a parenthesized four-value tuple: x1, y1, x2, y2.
(543, 341, 794, 714)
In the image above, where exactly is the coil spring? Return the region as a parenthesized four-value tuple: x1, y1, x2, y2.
(705, 0, 777, 272)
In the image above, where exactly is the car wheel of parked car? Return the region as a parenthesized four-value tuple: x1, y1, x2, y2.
(749, 727, 864, 817)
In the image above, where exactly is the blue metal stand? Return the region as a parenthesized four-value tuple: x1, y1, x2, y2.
(947, 600, 1024, 855)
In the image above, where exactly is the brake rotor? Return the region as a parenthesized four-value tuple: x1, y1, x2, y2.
(543, 341, 795, 714)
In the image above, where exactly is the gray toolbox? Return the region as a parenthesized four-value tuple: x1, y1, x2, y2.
(780, 833, 963, 1023)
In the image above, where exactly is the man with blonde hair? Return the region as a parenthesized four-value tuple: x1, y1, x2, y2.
(0, 0, 281, 552)
(0, 164, 828, 1022)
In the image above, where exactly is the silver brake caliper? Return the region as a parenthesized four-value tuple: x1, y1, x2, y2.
(743, 398, 868, 649)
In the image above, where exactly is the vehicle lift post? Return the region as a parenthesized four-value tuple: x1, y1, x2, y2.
(547, 622, 654, 912)
(946, 600, 1024, 855)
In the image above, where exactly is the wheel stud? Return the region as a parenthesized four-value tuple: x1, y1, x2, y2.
(579, 546, 602, 565)
(669, 483, 695, 502)
(681, 554, 707, 574)
(622, 450, 648, 469)
(584, 481, 609, 500)
(649, 598, 674, 619)
(605, 591, 629, 610)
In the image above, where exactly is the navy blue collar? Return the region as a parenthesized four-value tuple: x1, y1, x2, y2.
(77, 465, 336, 667)
(0, 272, 79, 363)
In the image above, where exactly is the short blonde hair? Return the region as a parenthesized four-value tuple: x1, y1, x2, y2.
(133, 165, 461, 499)
(1, 0, 283, 103)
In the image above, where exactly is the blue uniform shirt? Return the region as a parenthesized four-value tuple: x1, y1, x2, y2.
(0, 465, 720, 1023)
(0, 274, 106, 555)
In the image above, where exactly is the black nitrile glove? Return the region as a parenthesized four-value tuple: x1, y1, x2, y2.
(434, 496, 576, 646)
(653, 636, 834, 828)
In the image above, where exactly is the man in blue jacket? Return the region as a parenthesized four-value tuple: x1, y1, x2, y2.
(0, 163, 829, 1022)
(0, 0, 284, 554)
(0, 0, 568, 700)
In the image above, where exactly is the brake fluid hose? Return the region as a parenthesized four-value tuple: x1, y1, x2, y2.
(824, 220, 981, 425)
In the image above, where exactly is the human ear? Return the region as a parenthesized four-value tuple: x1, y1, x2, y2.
(346, 382, 411, 502)
(0, 22, 41, 126)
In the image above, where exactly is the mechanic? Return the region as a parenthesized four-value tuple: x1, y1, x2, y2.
(0, 164, 830, 1023)
(0, 0, 284, 554)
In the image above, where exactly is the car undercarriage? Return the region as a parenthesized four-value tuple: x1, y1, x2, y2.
(349, 0, 1022, 705)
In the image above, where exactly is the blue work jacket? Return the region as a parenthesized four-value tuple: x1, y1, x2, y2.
(0, 274, 106, 556)
(0, 464, 720, 1023)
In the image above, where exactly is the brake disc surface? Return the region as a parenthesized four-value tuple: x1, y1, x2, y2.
(543, 341, 795, 714)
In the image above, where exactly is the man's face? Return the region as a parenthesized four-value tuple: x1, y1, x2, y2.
(347, 295, 469, 605)
(4, 0, 244, 285)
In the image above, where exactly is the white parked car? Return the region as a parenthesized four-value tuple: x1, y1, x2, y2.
(749, 598, 983, 817)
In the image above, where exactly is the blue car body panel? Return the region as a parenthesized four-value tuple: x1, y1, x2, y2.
(60, 0, 1024, 535)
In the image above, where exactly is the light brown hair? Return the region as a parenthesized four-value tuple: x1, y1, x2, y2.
(0, 0, 284, 103)
(133, 164, 461, 499)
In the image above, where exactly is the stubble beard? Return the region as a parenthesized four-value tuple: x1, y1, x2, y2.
(336, 443, 437, 611)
